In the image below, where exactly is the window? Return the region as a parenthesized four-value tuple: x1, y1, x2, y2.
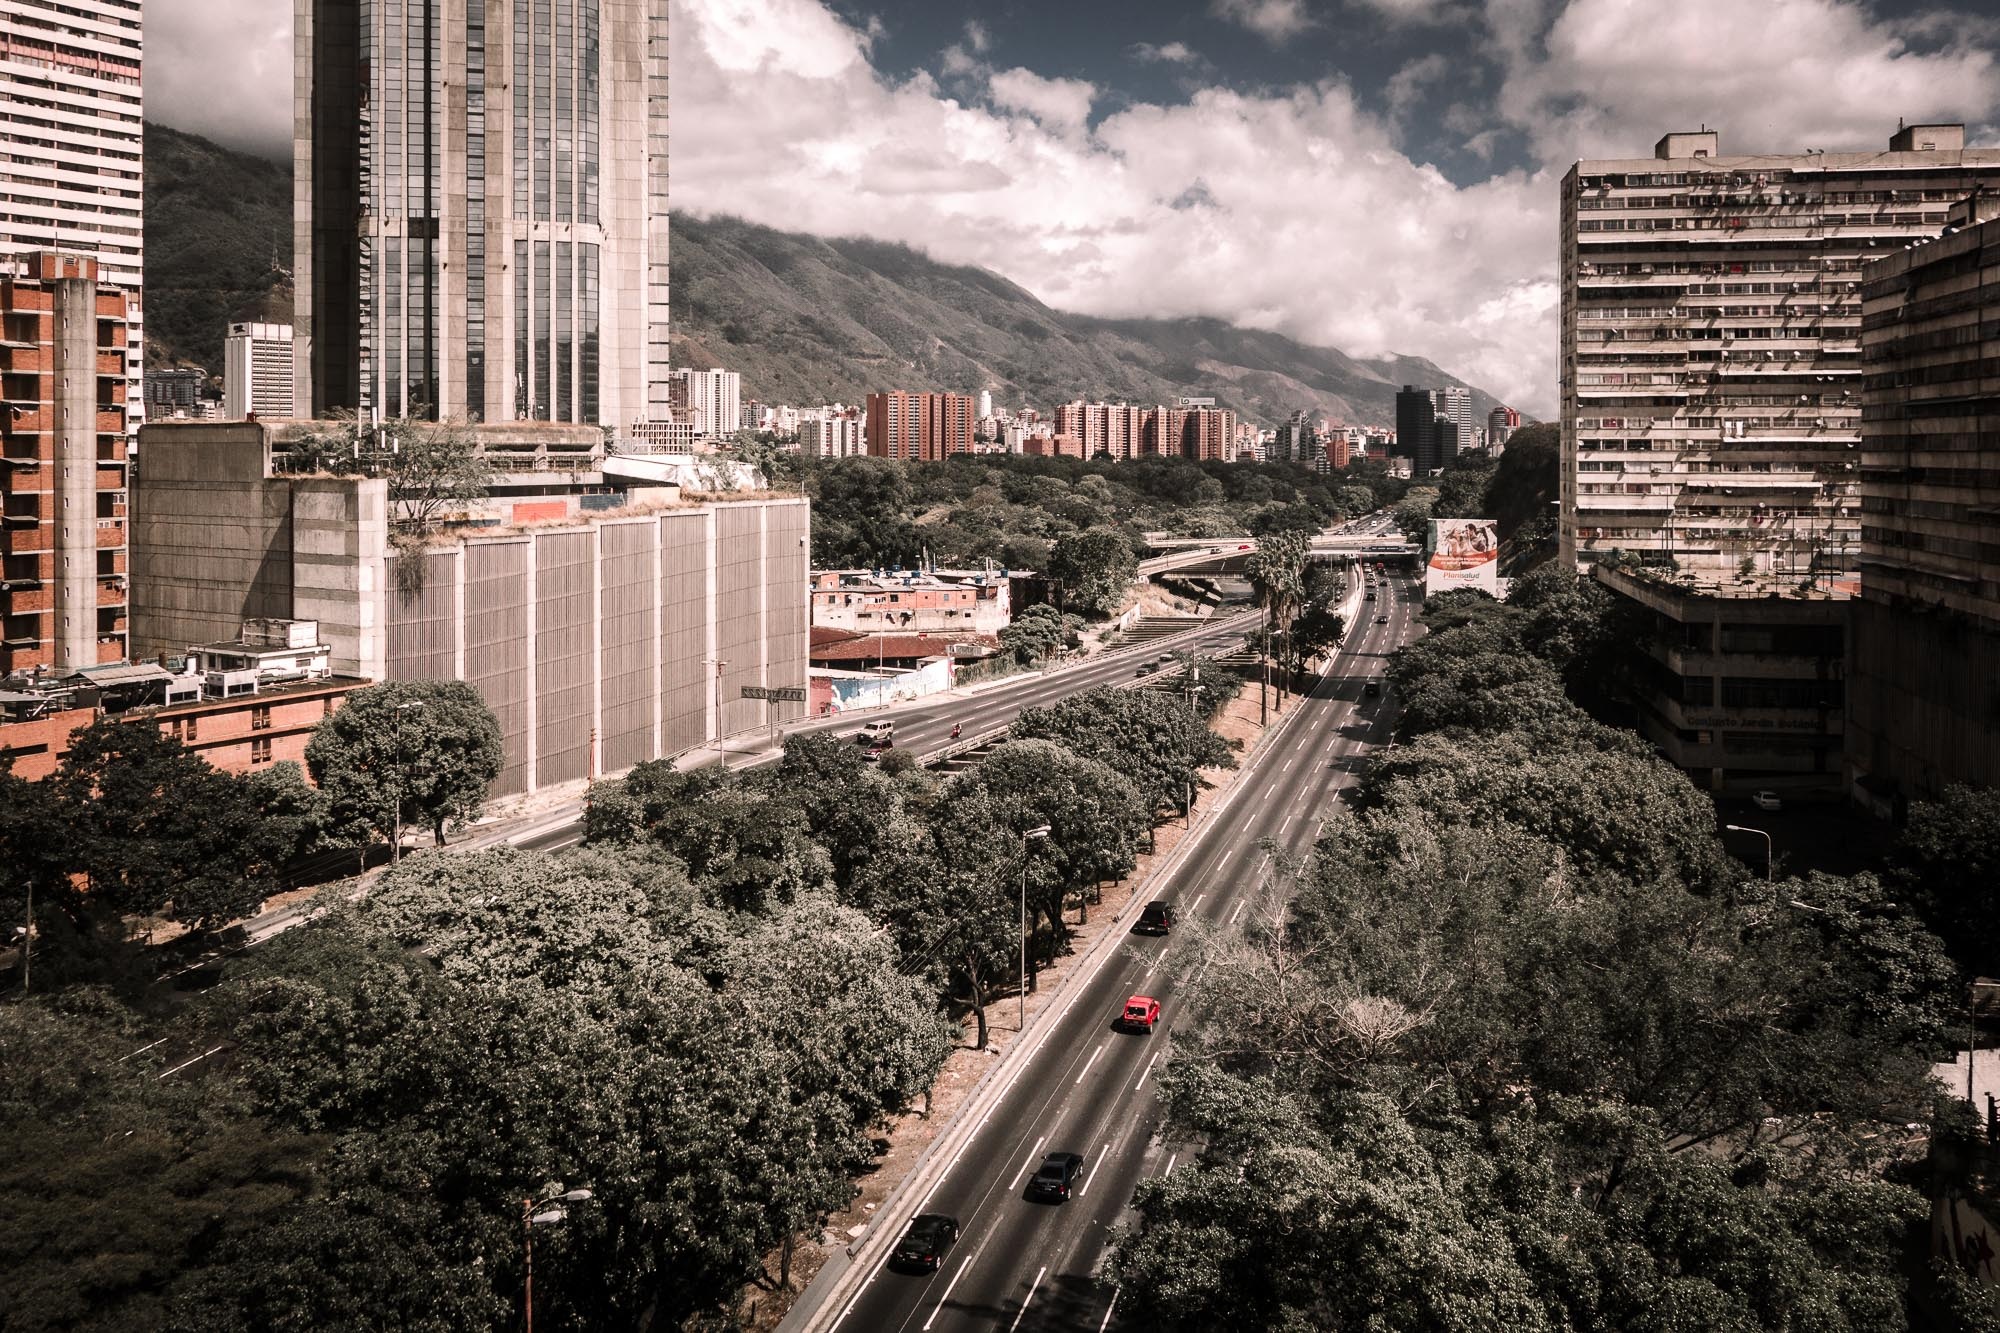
(250, 705, 272, 731)
(250, 736, 273, 765)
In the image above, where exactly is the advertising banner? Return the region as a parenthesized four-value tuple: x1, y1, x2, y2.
(1425, 518, 1499, 597)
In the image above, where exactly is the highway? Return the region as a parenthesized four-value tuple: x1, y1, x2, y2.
(511, 607, 1266, 853)
(812, 565, 1421, 1333)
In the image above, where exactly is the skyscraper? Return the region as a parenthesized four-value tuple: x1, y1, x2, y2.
(295, 0, 670, 431)
(669, 367, 742, 438)
(225, 322, 298, 419)
(0, 0, 144, 427)
(866, 392, 976, 461)
(1395, 386, 1446, 473)
(1435, 386, 1473, 456)
(1558, 123, 2000, 574)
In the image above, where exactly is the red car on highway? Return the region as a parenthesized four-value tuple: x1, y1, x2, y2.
(1121, 994, 1161, 1033)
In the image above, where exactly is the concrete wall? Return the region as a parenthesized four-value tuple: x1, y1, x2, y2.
(1848, 600, 2000, 806)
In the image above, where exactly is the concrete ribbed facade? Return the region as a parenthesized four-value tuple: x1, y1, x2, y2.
(131, 422, 807, 796)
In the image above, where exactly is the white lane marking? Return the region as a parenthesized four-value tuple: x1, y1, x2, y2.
(1265, 782, 1277, 799)
(831, 1254, 886, 1330)
(1075, 1042, 1108, 1086)
(1229, 901, 1246, 925)
(924, 1255, 974, 1331)
(1136, 1051, 1161, 1090)
(1283, 757, 1294, 772)
(1164, 1152, 1179, 1177)
(1009, 1135, 1049, 1190)
(1099, 1287, 1122, 1333)
(1192, 893, 1206, 909)
(1281, 813, 1294, 835)
(1077, 1141, 1111, 1198)
(1009, 1266, 1049, 1332)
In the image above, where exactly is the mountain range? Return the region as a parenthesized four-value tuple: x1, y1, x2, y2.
(143, 124, 1509, 426)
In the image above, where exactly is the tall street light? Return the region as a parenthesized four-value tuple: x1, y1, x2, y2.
(390, 699, 426, 865)
(1724, 824, 1773, 881)
(522, 1185, 594, 1333)
(1019, 824, 1051, 1032)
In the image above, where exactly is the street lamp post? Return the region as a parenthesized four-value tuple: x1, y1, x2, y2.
(1724, 824, 1773, 881)
(522, 1186, 594, 1333)
(1019, 824, 1051, 1032)
(390, 699, 426, 865)
(704, 658, 730, 768)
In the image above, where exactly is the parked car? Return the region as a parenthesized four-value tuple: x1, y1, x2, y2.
(1121, 994, 1161, 1033)
(856, 720, 895, 746)
(1135, 900, 1176, 935)
(891, 1214, 960, 1272)
(1026, 1152, 1086, 1202)
(1751, 789, 1783, 811)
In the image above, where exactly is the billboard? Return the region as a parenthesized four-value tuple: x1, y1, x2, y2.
(1425, 518, 1499, 597)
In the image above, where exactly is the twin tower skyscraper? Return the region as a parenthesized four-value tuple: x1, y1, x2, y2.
(294, 0, 670, 433)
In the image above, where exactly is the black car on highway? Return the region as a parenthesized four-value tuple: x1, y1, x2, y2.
(1026, 1152, 1086, 1202)
(1134, 900, 1176, 935)
(891, 1214, 961, 1272)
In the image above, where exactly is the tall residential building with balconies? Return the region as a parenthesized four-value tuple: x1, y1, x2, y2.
(1559, 124, 2000, 576)
(295, 0, 670, 432)
(0, 253, 132, 674)
(0, 0, 144, 428)
(866, 391, 976, 461)
(1846, 194, 2000, 806)
(668, 367, 741, 438)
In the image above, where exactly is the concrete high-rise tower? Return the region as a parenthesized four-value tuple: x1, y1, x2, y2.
(295, 0, 670, 432)
(0, 0, 144, 427)
(1559, 123, 2000, 574)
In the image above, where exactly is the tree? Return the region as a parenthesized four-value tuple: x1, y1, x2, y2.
(925, 782, 1029, 1049)
(1392, 489, 1438, 544)
(282, 417, 493, 537)
(1011, 686, 1233, 823)
(1047, 526, 1138, 619)
(45, 719, 282, 934)
(1246, 530, 1310, 700)
(1889, 783, 2000, 976)
(305, 680, 504, 854)
(998, 602, 1080, 666)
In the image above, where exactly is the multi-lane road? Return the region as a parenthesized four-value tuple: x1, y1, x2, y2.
(512, 607, 1266, 853)
(803, 567, 1422, 1333)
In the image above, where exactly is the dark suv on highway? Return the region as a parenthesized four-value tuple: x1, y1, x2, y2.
(1135, 901, 1176, 935)
(1026, 1152, 1086, 1202)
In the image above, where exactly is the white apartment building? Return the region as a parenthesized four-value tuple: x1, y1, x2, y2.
(1436, 386, 1473, 455)
(670, 367, 742, 438)
(798, 410, 865, 458)
(1560, 123, 2000, 576)
(0, 0, 144, 425)
(224, 322, 296, 419)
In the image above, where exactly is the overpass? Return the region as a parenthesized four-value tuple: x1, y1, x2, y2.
(1138, 531, 1419, 576)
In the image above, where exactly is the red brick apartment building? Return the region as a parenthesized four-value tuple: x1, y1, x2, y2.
(0, 252, 132, 675)
(1052, 400, 1239, 461)
(865, 392, 976, 460)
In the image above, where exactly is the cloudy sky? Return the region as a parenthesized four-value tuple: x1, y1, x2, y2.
(151, 0, 2000, 417)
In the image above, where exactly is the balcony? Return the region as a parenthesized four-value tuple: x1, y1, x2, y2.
(95, 519, 123, 548)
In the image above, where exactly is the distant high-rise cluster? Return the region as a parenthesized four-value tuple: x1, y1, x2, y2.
(669, 368, 743, 438)
(1049, 399, 1238, 462)
(295, 0, 671, 431)
(867, 391, 977, 460)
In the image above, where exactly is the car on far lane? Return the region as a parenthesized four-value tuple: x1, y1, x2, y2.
(1121, 994, 1161, 1032)
(1751, 789, 1784, 811)
(1375, 614, 1389, 624)
(856, 720, 895, 746)
(1135, 900, 1176, 935)
(890, 1214, 960, 1272)
(1026, 1152, 1086, 1202)
(1364, 681, 1381, 697)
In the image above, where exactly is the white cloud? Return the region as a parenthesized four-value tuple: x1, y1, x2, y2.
(1210, 0, 1316, 43)
(1496, 0, 2000, 163)
(963, 19, 990, 54)
(672, 0, 1560, 414)
(1354, 0, 1459, 23)
(148, 0, 292, 157)
(988, 68, 1097, 132)
(1385, 53, 1450, 119)
(1133, 40, 1200, 65)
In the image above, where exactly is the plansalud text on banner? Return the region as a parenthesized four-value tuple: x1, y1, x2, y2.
(1424, 518, 1500, 598)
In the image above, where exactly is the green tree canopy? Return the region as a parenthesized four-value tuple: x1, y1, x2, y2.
(306, 679, 505, 851)
(1047, 526, 1138, 619)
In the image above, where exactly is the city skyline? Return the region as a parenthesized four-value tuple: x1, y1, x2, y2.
(146, 0, 2000, 419)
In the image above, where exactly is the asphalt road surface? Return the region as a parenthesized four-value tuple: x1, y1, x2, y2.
(822, 569, 1421, 1333)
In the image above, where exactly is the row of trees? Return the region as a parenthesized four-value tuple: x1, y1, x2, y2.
(0, 680, 503, 987)
(802, 453, 1408, 613)
(1111, 572, 1992, 1330)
